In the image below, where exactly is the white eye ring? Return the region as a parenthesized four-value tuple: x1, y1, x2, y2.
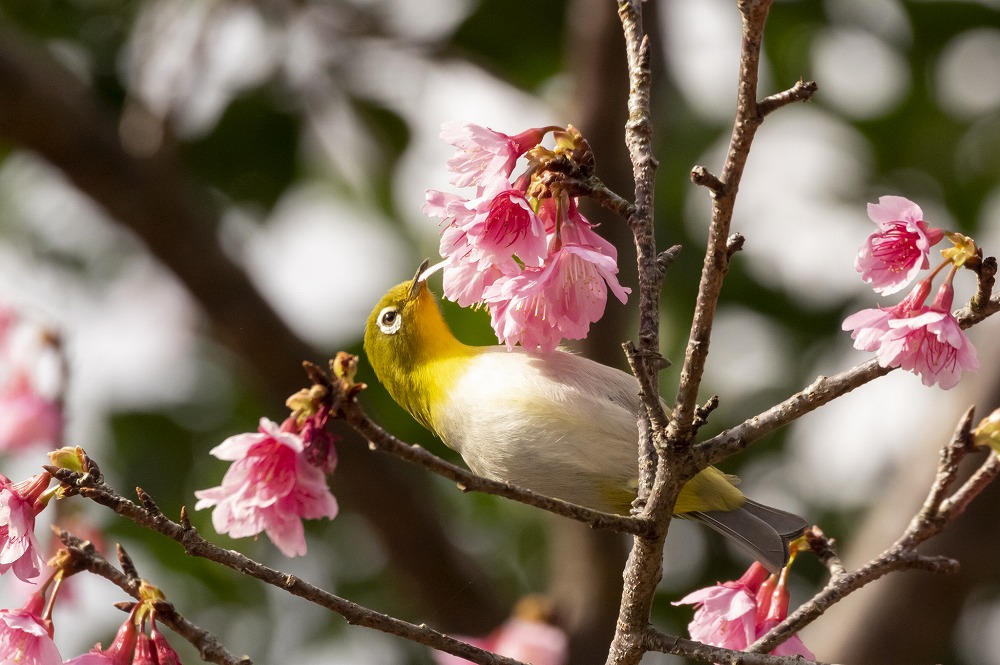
(378, 306, 402, 334)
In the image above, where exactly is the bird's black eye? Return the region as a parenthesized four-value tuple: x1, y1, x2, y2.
(378, 306, 402, 334)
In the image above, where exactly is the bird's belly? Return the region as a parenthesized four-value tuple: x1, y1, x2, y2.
(434, 379, 639, 513)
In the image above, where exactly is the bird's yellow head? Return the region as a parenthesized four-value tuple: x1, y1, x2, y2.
(363, 261, 474, 430)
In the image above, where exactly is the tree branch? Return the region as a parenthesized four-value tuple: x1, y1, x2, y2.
(667, 0, 815, 444)
(56, 531, 251, 665)
(694, 293, 1000, 469)
(603, 2, 670, 664)
(50, 465, 529, 665)
(748, 408, 995, 654)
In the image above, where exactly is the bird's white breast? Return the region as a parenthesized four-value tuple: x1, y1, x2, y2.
(433, 348, 644, 512)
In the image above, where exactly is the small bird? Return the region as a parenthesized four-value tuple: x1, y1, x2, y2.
(364, 264, 807, 572)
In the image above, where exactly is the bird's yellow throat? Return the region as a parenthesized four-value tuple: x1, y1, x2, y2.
(364, 280, 479, 432)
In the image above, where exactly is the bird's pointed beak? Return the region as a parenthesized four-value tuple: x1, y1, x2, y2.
(408, 258, 430, 299)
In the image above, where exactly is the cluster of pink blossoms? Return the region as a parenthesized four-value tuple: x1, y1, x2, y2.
(843, 195, 979, 389)
(423, 121, 630, 352)
(194, 407, 339, 557)
(0, 575, 185, 664)
(0, 306, 63, 452)
(673, 561, 813, 659)
(64, 590, 184, 665)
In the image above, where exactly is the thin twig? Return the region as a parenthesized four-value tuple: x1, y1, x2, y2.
(573, 174, 637, 219)
(694, 359, 892, 468)
(56, 530, 251, 665)
(695, 294, 1000, 469)
(756, 79, 818, 117)
(689, 165, 724, 195)
(970, 255, 997, 314)
(667, 0, 806, 446)
(749, 410, 994, 654)
(602, 4, 669, 665)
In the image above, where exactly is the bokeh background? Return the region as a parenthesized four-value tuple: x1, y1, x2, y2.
(1, 0, 1000, 662)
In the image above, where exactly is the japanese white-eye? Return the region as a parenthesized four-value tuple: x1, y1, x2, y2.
(364, 263, 806, 572)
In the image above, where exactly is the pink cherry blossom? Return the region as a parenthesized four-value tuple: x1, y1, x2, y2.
(466, 189, 548, 269)
(0, 594, 61, 665)
(432, 618, 568, 665)
(856, 195, 944, 296)
(436, 188, 548, 275)
(428, 185, 550, 307)
(753, 572, 814, 659)
(66, 607, 137, 665)
(673, 562, 813, 659)
(672, 562, 768, 650)
(130, 634, 156, 665)
(150, 623, 182, 665)
(876, 283, 978, 389)
(194, 417, 339, 557)
(0, 472, 51, 583)
(0, 372, 63, 452)
(440, 122, 550, 190)
(842, 279, 932, 351)
(425, 122, 629, 351)
(441, 257, 505, 308)
(484, 244, 630, 352)
(422, 189, 472, 227)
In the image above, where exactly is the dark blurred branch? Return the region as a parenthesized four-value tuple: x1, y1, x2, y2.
(0, 24, 504, 631)
(56, 531, 251, 665)
(51, 464, 528, 665)
(749, 408, 998, 654)
(0, 26, 308, 394)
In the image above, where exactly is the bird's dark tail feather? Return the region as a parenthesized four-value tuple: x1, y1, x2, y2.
(688, 500, 809, 574)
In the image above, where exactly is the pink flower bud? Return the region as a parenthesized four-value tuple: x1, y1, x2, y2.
(130, 634, 157, 665)
(151, 624, 182, 665)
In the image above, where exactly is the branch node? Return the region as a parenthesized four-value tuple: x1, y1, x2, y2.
(757, 78, 818, 117)
(656, 245, 682, 274)
(136, 486, 162, 516)
(117, 544, 140, 582)
(81, 450, 104, 482)
(725, 233, 745, 260)
(689, 165, 724, 194)
(971, 255, 997, 313)
(906, 553, 961, 575)
(692, 396, 720, 432)
(180, 505, 193, 531)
